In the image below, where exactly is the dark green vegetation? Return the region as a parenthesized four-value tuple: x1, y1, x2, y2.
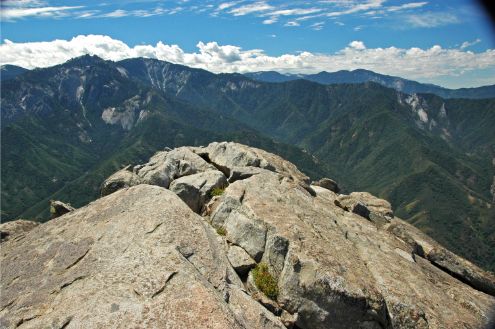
(252, 263, 279, 300)
(210, 187, 225, 197)
(1, 55, 494, 272)
(216, 226, 227, 236)
(0, 64, 29, 81)
(245, 69, 495, 99)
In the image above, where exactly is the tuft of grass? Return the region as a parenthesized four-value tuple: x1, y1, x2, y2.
(216, 226, 227, 236)
(210, 187, 225, 197)
(252, 263, 279, 300)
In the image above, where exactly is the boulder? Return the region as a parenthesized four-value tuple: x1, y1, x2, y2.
(335, 192, 393, 225)
(228, 166, 266, 183)
(169, 170, 227, 213)
(349, 192, 394, 217)
(136, 147, 216, 188)
(100, 165, 142, 196)
(0, 219, 39, 243)
(0, 185, 285, 329)
(49, 200, 75, 219)
(227, 245, 256, 275)
(312, 178, 340, 193)
(193, 142, 311, 185)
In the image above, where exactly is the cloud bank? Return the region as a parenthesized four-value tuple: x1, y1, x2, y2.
(1, 35, 494, 87)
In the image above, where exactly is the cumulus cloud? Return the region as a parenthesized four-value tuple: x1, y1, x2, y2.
(1, 35, 494, 88)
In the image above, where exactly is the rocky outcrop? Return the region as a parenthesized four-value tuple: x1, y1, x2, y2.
(312, 177, 340, 193)
(100, 165, 142, 196)
(0, 219, 39, 243)
(0, 185, 285, 329)
(387, 219, 495, 297)
(2, 142, 494, 329)
(49, 200, 75, 219)
(169, 170, 227, 213)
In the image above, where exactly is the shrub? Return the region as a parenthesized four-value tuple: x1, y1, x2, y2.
(216, 226, 227, 236)
(252, 263, 279, 300)
(210, 187, 225, 197)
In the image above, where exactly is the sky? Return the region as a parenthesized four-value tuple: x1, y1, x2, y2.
(1, 0, 494, 88)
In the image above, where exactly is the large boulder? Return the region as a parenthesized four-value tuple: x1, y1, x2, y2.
(169, 170, 227, 213)
(49, 200, 76, 219)
(100, 165, 142, 196)
(0, 185, 285, 329)
(192, 142, 311, 185)
(227, 245, 256, 276)
(135, 147, 216, 188)
(312, 178, 340, 193)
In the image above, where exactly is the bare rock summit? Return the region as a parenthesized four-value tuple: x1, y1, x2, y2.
(1, 142, 494, 329)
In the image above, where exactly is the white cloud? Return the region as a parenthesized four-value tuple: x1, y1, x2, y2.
(349, 41, 366, 50)
(284, 21, 300, 27)
(101, 9, 128, 18)
(387, 2, 428, 12)
(405, 12, 459, 28)
(460, 38, 481, 49)
(1, 35, 494, 88)
(1, 5, 83, 20)
(310, 22, 325, 31)
(217, 1, 243, 11)
(326, 0, 386, 17)
(263, 8, 322, 17)
(228, 1, 273, 16)
(262, 17, 278, 24)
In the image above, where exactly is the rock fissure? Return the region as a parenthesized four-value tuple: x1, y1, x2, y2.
(151, 271, 177, 298)
(145, 222, 163, 234)
(65, 248, 91, 270)
(60, 276, 87, 290)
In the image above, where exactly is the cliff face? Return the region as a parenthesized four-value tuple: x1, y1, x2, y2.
(1, 142, 494, 329)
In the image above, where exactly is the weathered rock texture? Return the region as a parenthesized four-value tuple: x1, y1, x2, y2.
(2, 142, 495, 329)
(0, 219, 39, 243)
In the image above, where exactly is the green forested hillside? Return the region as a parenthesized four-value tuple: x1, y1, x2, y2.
(1, 56, 494, 271)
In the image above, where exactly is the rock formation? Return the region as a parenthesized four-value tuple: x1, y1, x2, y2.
(49, 200, 76, 219)
(1, 142, 494, 329)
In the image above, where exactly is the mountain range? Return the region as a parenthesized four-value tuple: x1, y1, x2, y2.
(244, 69, 495, 99)
(1, 55, 494, 272)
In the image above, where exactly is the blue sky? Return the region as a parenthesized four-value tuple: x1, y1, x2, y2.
(1, 0, 494, 88)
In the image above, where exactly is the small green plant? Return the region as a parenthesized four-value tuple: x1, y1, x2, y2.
(216, 226, 227, 236)
(252, 263, 279, 300)
(210, 187, 225, 197)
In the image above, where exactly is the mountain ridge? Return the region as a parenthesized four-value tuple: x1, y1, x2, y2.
(1, 55, 494, 272)
(244, 69, 495, 99)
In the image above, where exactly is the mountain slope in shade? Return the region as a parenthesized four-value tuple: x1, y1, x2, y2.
(0, 64, 29, 81)
(1, 55, 494, 272)
(245, 69, 495, 99)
